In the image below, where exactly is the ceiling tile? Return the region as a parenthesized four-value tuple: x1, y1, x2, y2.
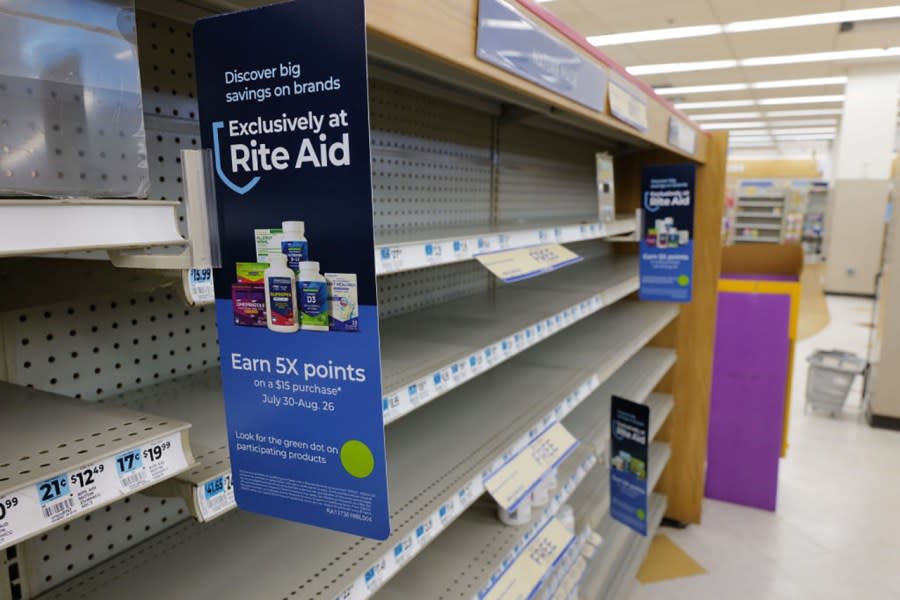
(726, 27, 839, 58)
(706, 0, 841, 23)
(543, 0, 717, 36)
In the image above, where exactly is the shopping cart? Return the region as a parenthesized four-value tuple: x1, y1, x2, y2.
(805, 350, 868, 417)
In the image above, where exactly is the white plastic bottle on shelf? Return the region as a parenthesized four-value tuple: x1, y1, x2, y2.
(264, 253, 299, 333)
(497, 497, 531, 526)
(297, 261, 329, 331)
(278, 220, 308, 273)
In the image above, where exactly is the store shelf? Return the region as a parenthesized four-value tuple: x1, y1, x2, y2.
(734, 222, 782, 231)
(581, 494, 668, 600)
(106, 371, 232, 522)
(41, 301, 677, 600)
(736, 200, 783, 208)
(380, 256, 639, 424)
(373, 348, 675, 600)
(0, 199, 186, 258)
(374, 217, 636, 275)
(734, 235, 780, 243)
(735, 211, 782, 218)
(0, 384, 194, 551)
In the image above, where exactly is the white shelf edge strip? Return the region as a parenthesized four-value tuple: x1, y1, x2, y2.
(0, 200, 186, 257)
(382, 275, 639, 424)
(374, 218, 635, 275)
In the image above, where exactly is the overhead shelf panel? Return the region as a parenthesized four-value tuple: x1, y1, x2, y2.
(374, 217, 635, 274)
(0, 384, 194, 551)
(42, 301, 677, 600)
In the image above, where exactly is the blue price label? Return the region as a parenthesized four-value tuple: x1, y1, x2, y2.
(190, 268, 212, 283)
(204, 476, 226, 500)
(115, 449, 143, 475)
(37, 474, 70, 505)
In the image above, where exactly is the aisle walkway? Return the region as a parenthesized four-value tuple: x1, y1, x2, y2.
(629, 296, 900, 599)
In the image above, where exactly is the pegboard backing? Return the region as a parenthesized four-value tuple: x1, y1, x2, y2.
(497, 122, 599, 224)
(377, 261, 490, 319)
(370, 79, 493, 235)
(21, 495, 189, 597)
(1, 288, 219, 401)
(135, 11, 198, 124)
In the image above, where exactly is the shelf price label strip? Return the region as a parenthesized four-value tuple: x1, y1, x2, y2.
(195, 472, 236, 522)
(0, 431, 190, 550)
(382, 277, 639, 424)
(374, 221, 624, 275)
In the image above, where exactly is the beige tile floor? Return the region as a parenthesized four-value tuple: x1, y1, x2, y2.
(629, 296, 900, 600)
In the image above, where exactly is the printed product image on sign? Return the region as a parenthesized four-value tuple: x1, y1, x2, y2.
(610, 395, 649, 536)
(639, 164, 696, 302)
(194, 0, 389, 539)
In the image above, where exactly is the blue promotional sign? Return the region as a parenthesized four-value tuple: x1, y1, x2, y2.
(639, 164, 696, 302)
(610, 395, 649, 536)
(476, 0, 607, 112)
(194, 0, 390, 539)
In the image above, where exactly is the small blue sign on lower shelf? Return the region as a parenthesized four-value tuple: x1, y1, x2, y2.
(194, 0, 390, 539)
(639, 164, 696, 302)
(610, 395, 649, 536)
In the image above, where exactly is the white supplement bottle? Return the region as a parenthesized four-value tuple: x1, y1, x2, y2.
(264, 253, 299, 333)
(278, 220, 308, 274)
(297, 261, 329, 331)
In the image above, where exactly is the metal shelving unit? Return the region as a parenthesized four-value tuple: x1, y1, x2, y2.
(733, 191, 787, 244)
(0, 385, 194, 551)
(38, 303, 677, 600)
(0, 1, 728, 598)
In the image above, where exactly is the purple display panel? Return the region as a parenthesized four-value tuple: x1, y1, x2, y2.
(705, 291, 791, 511)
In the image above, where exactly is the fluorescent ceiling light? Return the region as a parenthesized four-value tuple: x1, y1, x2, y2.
(751, 76, 847, 89)
(629, 60, 737, 76)
(767, 119, 837, 127)
(657, 76, 846, 96)
(587, 25, 723, 46)
(700, 121, 766, 130)
(655, 83, 748, 95)
(771, 127, 836, 135)
(674, 99, 754, 110)
(628, 48, 900, 75)
(727, 7, 900, 33)
(589, 7, 900, 46)
(774, 133, 835, 140)
(689, 112, 761, 121)
(758, 95, 844, 106)
(729, 130, 774, 137)
(742, 48, 900, 67)
(765, 109, 843, 117)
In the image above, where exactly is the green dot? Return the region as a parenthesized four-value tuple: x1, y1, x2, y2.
(677, 274, 690, 287)
(636, 508, 646, 521)
(340, 440, 375, 478)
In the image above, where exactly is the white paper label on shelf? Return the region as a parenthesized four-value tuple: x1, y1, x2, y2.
(608, 77, 649, 132)
(668, 116, 697, 155)
(184, 268, 215, 305)
(476, 243, 582, 283)
(0, 431, 189, 551)
(484, 423, 578, 511)
(479, 518, 575, 600)
(197, 473, 236, 521)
